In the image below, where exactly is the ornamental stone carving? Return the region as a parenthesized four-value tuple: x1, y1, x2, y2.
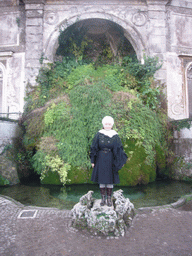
(45, 11, 59, 25)
(171, 97, 184, 116)
(132, 12, 147, 27)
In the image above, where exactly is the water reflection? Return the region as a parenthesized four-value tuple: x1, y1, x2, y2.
(0, 180, 191, 210)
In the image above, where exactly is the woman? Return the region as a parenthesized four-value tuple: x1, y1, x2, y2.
(90, 116, 127, 207)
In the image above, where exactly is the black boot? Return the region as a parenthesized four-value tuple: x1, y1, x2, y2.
(107, 188, 113, 207)
(100, 187, 106, 206)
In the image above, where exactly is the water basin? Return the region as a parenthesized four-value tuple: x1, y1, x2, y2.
(0, 180, 191, 210)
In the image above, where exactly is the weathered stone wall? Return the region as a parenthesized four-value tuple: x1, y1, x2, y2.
(0, 0, 23, 185)
(0, 120, 22, 185)
(0, 1, 25, 119)
(173, 127, 192, 180)
(1, 0, 192, 121)
(166, 1, 192, 120)
(24, 0, 191, 121)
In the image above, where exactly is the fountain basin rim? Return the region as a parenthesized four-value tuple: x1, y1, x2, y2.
(1, 194, 192, 213)
(136, 194, 192, 213)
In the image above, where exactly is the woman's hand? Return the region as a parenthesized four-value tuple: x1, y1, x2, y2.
(91, 163, 95, 168)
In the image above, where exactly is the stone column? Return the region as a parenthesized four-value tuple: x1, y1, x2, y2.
(146, 0, 169, 82)
(25, 0, 45, 86)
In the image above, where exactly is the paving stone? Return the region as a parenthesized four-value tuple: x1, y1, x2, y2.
(1, 196, 192, 256)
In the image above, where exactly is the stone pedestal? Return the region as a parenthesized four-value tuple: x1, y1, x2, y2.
(71, 190, 135, 237)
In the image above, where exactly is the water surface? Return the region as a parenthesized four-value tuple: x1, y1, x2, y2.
(0, 180, 191, 210)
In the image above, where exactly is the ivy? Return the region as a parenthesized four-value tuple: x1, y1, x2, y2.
(122, 55, 162, 80)
(171, 119, 191, 131)
(56, 23, 93, 61)
(22, 53, 171, 185)
(32, 151, 71, 185)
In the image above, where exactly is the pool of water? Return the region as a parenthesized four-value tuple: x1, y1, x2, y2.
(0, 180, 192, 210)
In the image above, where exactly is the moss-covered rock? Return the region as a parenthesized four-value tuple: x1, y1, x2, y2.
(118, 139, 156, 186)
(21, 58, 169, 186)
(41, 170, 62, 185)
(67, 167, 91, 184)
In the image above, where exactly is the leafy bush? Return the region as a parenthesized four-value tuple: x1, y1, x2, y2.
(32, 151, 70, 185)
(22, 55, 170, 186)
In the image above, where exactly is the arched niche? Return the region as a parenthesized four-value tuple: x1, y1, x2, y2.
(44, 13, 147, 63)
(0, 62, 7, 116)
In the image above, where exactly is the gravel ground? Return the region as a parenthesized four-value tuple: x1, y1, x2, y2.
(0, 195, 192, 256)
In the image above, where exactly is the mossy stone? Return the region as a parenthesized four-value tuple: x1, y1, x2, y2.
(41, 170, 62, 185)
(67, 167, 92, 185)
(118, 139, 156, 186)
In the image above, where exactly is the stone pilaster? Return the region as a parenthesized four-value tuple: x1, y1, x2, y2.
(25, 0, 45, 85)
(146, 0, 169, 82)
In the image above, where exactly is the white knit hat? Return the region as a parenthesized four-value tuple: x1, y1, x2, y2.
(102, 116, 114, 126)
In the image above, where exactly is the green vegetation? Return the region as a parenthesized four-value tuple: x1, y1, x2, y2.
(21, 53, 173, 186)
(20, 20, 176, 186)
(0, 174, 9, 186)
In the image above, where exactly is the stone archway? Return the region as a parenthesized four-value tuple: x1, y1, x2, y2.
(44, 13, 146, 63)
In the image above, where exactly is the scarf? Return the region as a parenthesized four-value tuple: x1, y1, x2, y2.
(99, 129, 118, 138)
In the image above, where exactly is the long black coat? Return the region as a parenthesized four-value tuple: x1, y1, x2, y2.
(90, 131, 127, 184)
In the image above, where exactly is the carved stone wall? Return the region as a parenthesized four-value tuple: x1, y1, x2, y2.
(166, 2, 192, 120)
(43, 3, 148, 63)
(1, 0, 192, 121)
(0, 2, 25, 119)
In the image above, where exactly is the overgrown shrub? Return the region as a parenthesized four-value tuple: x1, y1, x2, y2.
(22, 56, 170, 186)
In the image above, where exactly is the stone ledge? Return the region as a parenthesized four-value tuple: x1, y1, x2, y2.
(137, 195, 192, 214)
(171, 197, 186, 208)
(0, 51, 13, 57)
(25, 4, 45, 10)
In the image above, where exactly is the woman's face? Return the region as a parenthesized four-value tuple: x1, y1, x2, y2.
(103, 122, 113, 130)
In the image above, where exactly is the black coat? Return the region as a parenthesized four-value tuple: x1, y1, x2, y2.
(90, 131, 127, 184)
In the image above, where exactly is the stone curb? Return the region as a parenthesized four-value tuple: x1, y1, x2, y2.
(0, 194, 24, 208)
(0, 194, 72, 216)
(136, 194, 192, 214)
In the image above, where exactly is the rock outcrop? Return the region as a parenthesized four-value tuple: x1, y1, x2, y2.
(71, 189, 135, 236)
